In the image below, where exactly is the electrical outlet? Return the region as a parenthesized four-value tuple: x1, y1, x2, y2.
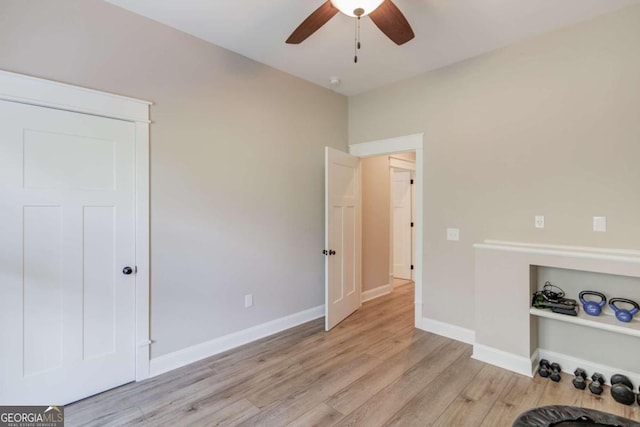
(446, 228, 460, 241)
(244, 294, 253, 308)
(535, 215, 545, 229)
(593, 216, 607, 232)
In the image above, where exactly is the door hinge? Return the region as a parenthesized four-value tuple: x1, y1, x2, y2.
(410, 222, 414, 227)
(411, 265, 414, 270)
(410, 179, 414, 184)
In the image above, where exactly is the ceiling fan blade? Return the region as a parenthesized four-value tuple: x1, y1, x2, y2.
(369, 0, 415, 45)
(286, 1, 339, 44)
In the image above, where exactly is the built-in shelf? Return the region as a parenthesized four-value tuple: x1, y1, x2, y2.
(530, 307, 640, 338)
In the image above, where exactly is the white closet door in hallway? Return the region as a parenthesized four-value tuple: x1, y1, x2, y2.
(392, 169, 412, 280)
(0, 100, 137, 405)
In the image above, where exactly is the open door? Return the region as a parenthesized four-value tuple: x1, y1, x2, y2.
(392, 169, 412, 280)
(325, 147, 361, 331)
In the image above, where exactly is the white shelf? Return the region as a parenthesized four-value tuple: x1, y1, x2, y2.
(530, 307, 640, 338)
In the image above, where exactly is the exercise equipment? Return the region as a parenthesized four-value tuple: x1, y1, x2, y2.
(513, 405, 640, 427)
(572, 368, 587, 390)
(610, 374, 636, 406)
(578, 291, 606, 316)
(549, 362, 562, 382)
(538, 359, 551, 378)
(532, 282, 578, 316)
(609, 298, 639, 323)
(589, 373, 605, 395)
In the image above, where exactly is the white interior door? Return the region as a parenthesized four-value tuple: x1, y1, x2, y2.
(325, 147, 361, 331)
(392, 170, 412, 280)
(0, 100, 137, 405)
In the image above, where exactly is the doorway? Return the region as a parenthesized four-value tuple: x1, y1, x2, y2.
(350, 134, 424, 328)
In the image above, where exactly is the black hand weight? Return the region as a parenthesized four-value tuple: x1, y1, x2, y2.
(549, 363, 562, 382)
(610, 374, 636, 406)
(589, 373, 605, 395)
(538, 359, 551, 378)
(572, 368, 587, 390)
(578, 291, 606, 316)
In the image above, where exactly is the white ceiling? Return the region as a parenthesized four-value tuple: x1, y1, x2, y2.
(105, 0, 640, 95)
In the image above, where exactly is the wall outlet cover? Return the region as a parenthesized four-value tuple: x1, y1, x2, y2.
(447, 228, 460, 241)
(593, 216, 607, 232)
(535, 215, 545, 229)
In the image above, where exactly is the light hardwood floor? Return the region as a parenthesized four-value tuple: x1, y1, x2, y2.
(67, 282, 640, 426)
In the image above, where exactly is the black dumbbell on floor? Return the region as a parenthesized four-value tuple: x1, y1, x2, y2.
(572, 368, 587, 390)
(610, 374, 636, 406)
(549, 362, 562, 382)
(538, 359, 551, 378)
(589, 373, 606, 395)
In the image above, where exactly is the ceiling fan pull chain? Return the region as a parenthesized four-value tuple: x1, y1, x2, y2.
(354, 15, 362, 63)
(357, 15, 361, 50)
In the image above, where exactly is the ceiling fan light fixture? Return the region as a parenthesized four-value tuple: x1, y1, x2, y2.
(330, 0, 385, 17)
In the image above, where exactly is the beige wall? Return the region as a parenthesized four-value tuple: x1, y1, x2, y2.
(349, 5, 640, 330)
(0, 0, 347, 358)
(362, 156, 390, 291)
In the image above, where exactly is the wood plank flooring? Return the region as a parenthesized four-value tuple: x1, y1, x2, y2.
(66, 282, 640, 426)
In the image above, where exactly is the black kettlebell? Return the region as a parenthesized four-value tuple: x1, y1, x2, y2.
(578, 291, 606, 316)
(610, 374, 636, 405)
(538, 359, 551, 378)
(549, 362, 562, 382)
(609, 298, 640, 323)
(572, 368, 587, 390)
(589, 373, 605, 395)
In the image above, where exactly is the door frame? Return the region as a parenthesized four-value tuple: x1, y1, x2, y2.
(0, 70, 153, 381)
(349, 133, 424, 327)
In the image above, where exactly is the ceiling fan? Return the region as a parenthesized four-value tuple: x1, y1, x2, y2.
(286, 0, 414, 47)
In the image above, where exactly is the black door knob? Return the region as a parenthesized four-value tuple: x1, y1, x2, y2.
(122, 266, 133, 275)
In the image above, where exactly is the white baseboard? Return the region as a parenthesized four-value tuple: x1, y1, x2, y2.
(361, 284, 392, 303)
(537, 348, 640, 386)
(472, 344, 535, 377)
(418, 317, 476, 345)
(149, 305, 324, 378)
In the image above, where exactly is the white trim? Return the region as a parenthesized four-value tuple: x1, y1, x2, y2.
(0, 70, 151, 123)
(349, 133, 424, 327)
(530, 307, 640, 339)
(419, 317, 476, 345)
(361, 284, 392, 303)
(473, 243, 640, 264)
(389, 157, 416, 171)
(134, 122, 151, 380)
(537, 349, 640, 386)
(349, 134, 423, 158)
(472, 344, 535, 377)
(484, 240, 640, 257)
(149, 305, 325, 378)
(1, 70, 152, 382)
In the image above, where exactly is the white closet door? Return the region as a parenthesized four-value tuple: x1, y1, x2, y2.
(0, 100, 136, 405)
(392, 170, 412, 280)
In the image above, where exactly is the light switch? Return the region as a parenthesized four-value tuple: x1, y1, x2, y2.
(593, 217, 606, 232)
(245, 294, 253, 308)
(535, 216, 545, 229)
(447, 228, 460, 241)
